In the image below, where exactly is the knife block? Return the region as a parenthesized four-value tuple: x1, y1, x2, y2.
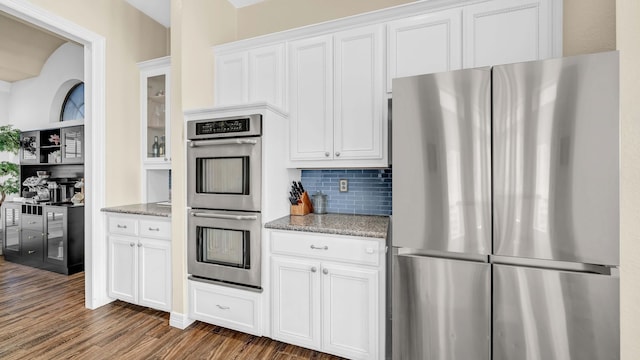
(291, 191, 313, 216)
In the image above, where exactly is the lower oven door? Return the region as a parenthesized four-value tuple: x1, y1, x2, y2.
(188, 209, 262, 289)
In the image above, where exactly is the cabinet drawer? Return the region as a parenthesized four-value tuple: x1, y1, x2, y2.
(189, 279, 262, 336)
(270, 231, 381, 266)
(139, 219, 171, 240)
(21, 229, 44, 265)
(22, 215, 43, 231)
(108, 216, 138, 236)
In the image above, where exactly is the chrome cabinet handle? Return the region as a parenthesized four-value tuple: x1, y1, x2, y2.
(335, 152, 341, 157)
(325, 152, 330, 157)
(148, 227, 160, 231)
(189, 139, 257, 147)
(28, 236, 35, 240)
(28, 221, 37, 224)
(216, 305, 230, 310)
(117, 224, 127, 229)
(190, 212, 257, 221)
(28, 250, 36, 254)
(310, 245, 328, 250)
(311, 267, 317, 273)
(129, 243, 135, 247)
(322, 268, 328, 275)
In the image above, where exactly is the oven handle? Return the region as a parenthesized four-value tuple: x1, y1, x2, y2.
(188, 138, 258, 147)
(190, 211, 258, 221)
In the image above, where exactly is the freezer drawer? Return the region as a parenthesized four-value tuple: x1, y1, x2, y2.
(492, 51, 619, 266)
(392, 252, 490, 360)
(493, 264, 619, 360)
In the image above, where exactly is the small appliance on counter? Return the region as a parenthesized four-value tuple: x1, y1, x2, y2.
(311, 191, 327, 214)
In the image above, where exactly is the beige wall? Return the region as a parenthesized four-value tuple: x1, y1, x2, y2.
(170, 0, 237, 313)
(617, 0, 640, 358)
(27, 0, 169, 206)
(236, 0, 414, 40)
(564, 0, 616, 55)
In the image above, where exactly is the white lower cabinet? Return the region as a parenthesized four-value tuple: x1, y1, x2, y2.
(189, 279, 263, 336)
(270, 231, 384, 360)
(107, 214, 171, 312)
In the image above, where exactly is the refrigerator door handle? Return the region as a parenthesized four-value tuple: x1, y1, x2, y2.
(397, 247, 490, 263)
(490, 255, 616, 276)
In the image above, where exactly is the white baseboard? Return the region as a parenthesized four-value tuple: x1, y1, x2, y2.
(170, 311, 195, 330)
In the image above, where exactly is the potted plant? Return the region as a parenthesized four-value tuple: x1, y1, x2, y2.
(0, 125, 21, 205)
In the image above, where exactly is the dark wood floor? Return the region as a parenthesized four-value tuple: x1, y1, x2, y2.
(0, 257, 344, 360)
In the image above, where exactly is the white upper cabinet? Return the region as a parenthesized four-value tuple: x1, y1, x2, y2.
(289, 25, 386, 167)
(214, 52, 249, 105)
(215, 44, 286, 109)
(387, 8, 462, 92)
(289, 35, 334, 161)
(463, 0, 557, 68)
(249, 44, 286, 109)
(334, 25, 384, 161)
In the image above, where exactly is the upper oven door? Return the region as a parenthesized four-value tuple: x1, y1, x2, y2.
(187, 137, 262, 211)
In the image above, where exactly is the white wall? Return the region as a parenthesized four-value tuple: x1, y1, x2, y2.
(7, 42, 83, 130)
(0, 81, 9, 125)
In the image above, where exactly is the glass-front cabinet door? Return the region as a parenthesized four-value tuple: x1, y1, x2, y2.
(45, 207, 66, 266)
(139, 57, 171, 167)
(2, 202, 21, 255)
(61, 126, 84, 164)
(20, 131, 39, 164)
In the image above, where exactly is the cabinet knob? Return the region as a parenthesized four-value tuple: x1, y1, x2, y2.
(129, 243, 135, 247)
(311, 266, 317, 273)
(335, 152, 341, 157)
(324, 152, 330, 157)
(322, 268, 329, 275)
(137, 243, 142, 247)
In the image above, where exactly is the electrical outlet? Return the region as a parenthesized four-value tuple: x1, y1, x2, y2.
(339, 179, 348, 192)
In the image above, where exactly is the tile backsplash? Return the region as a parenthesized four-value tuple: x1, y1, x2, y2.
(301, 169, 392, 216)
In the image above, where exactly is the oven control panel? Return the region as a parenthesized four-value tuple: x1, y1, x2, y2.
(188, 114, 262, 140)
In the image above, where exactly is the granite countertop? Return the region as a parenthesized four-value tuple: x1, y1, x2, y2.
(101, 203, 171, 217)
(265, 213, 389, 238)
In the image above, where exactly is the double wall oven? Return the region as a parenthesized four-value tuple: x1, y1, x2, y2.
(187, 114, 263, 289)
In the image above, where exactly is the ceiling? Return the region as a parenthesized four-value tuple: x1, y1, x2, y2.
(0, 0, 266, 84)
(0, 12, 68, 83)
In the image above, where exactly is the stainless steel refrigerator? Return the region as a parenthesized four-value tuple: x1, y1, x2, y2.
(390, 51, 620, 360)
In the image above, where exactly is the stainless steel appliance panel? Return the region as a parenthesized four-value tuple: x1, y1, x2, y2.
(493, 264, 620, 360)
(392, 68, 491, 255)
(188, 209, 262, 288)
(392, 253, 490, 360)
(493, 51, 619, 266)
(187, 137, 262, 211)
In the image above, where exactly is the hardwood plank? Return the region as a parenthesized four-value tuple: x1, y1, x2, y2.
(0, 257, 346, 359)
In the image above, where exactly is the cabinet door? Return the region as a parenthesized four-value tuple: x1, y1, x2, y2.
(2, 203, 21, 256)
(61, 126, 84, 164)
(108, 235, 137, 304)
(138, 237, 171, 311)
(289, 35, 334, 161)
(387, 8, 462, 92)
(463, 0, 554, 68)
(321, 263, 379, 360)
(271, 256, 322, 350)
(140, 61, 170, 165)
(333, 25, 384, 161)
(215, 52, 248, 106)
(44, 207, 66, 267)
(20, 131, 39, 164)
(249, 44, 286, 110)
